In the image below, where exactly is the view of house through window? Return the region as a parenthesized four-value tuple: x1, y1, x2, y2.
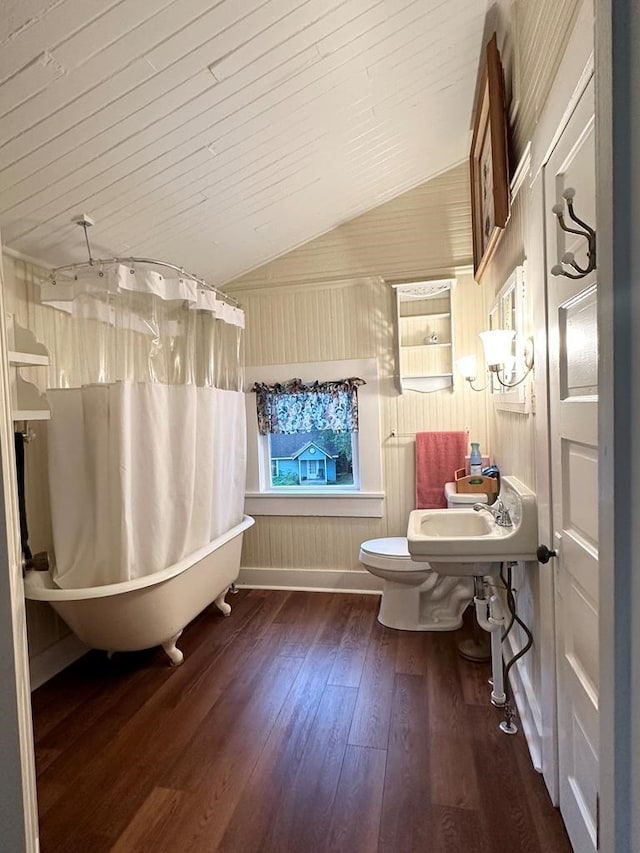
(268, 428, 355, 487)
(252, 376, 364, 492)
(246, 365, 380, 512)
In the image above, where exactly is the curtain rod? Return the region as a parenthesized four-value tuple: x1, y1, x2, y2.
(49, 257, 240, 308)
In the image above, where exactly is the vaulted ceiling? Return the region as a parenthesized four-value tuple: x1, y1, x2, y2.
(0, 0, 489, 287)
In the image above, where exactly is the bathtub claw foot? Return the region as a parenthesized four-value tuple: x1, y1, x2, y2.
(214, 589, 232, 616)
(162, 631, 184, 666)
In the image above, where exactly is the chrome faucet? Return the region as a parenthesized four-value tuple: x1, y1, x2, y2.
(473, 498, 513, 527)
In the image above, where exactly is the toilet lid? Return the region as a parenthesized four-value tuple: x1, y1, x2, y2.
(444, 481, 488, 505)
(360, 537, 411, 559)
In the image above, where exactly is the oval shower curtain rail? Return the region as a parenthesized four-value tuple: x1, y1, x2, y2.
(49, 257, 240, 308)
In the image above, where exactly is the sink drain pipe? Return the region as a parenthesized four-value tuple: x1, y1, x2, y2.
(473, 576, 507, 708)
(473, 564, 534, 735)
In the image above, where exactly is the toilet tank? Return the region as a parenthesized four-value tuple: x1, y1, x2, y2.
(444, 482, 488, 508)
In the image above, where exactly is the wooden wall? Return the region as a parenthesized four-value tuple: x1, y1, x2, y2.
(227, 163, 492, 572)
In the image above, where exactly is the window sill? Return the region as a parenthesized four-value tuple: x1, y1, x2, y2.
(244, 491, 385, 517)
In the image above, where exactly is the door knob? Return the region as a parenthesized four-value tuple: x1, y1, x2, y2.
(536, 544, 558, 564)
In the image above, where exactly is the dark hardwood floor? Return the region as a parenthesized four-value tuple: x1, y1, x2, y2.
(31, 589, 573, 852)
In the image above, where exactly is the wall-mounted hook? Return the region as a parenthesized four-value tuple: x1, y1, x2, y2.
(22, 426, 37, 444)
(551, 188, 596, 279)
(17, 422, 36, 443)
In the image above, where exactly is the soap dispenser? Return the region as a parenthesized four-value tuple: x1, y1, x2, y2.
(469, 442, 483, 475)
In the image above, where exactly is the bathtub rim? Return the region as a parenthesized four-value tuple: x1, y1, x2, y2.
(23, 515, 255, 602)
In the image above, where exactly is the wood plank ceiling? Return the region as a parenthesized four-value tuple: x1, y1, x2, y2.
(0, 0, 489, 287)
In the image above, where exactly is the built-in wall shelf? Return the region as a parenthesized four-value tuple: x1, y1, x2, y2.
(6, 316, 51, 421)
(12, 376, 51, 421)
(9, 352, 50, 367)
(13, 411, 51, 422)
(400, 311, 451, 321)
(391, 280, 456, 393)
(401, 374, 454, 393)
(401, 342, 452, 350)
(8, 319, 49, 361)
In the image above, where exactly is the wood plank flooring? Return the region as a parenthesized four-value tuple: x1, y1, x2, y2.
(31, 589, 573, 853)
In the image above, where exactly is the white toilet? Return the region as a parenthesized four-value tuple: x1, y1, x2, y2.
(358, 483, 488, 631)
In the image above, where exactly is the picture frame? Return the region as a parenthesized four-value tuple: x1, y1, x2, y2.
(470, 33, 510, 282)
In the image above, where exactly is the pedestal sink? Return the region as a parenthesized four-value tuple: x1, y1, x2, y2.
(407, 476, 538, 733)
(407, 476, 537, 576)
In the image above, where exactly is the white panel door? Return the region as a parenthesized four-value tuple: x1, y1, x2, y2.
(544, 77, 598, 853)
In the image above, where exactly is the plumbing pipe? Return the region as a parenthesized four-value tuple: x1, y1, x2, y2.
(489, 621, 506, 706)
(473, 592, 506, 707)
(474, 592, 494, 632)
(488, 594, 507, 706)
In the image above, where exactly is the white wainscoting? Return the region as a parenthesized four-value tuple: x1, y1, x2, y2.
(29, 634, 88, 691)
(237, 566, 383, 595)
(503, 627, 543, 773)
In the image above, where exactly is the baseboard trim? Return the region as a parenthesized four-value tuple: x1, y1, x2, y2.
(29, 633, 88, 691)
(237, 566, 383, 594)
(504, 631, 543, 772)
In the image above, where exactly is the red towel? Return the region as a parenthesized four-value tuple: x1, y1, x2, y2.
(415, 431, 468, 509)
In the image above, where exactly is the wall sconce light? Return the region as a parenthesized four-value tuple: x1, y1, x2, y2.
(457, 355, 489, 391)
(479, 329, 534, 387)
(459, 331, 534, 392)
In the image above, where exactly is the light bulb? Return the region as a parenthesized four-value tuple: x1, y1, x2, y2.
(479, 329, 515, 369)
(457, 355, 477, 380)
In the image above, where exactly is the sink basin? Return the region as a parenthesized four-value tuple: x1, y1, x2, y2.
(407, 476, 538, 573)
(417, 510, 493, 538)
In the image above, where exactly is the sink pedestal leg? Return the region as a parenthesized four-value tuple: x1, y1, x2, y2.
(489, 627, 506, 706)
(471, 576, 512, 724)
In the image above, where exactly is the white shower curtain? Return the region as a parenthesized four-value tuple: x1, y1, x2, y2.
(48, 381, 246, 588)
(37, 265, 246, 588)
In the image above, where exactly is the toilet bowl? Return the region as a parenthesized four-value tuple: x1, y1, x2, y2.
(358, 483, 488, 631)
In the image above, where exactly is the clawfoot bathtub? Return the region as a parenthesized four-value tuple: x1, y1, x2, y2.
(23, 516, 254, 666)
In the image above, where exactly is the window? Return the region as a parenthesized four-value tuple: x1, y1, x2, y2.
(244, 358, 384, 517)
(488, 265, 530, 412)
(252, 377, 362, 491)
(269, 430, 354, 487)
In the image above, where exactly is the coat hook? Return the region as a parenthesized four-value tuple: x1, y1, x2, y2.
(551, 188, 596, 279)
(18, 424, 36, 443)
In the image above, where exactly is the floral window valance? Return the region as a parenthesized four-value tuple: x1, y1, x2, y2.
(252, 377, 366, 435)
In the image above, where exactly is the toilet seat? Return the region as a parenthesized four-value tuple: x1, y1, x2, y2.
(358, 488, 479, 632)
(359, 535, 472, 631)
(358, 537, 429, 574)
